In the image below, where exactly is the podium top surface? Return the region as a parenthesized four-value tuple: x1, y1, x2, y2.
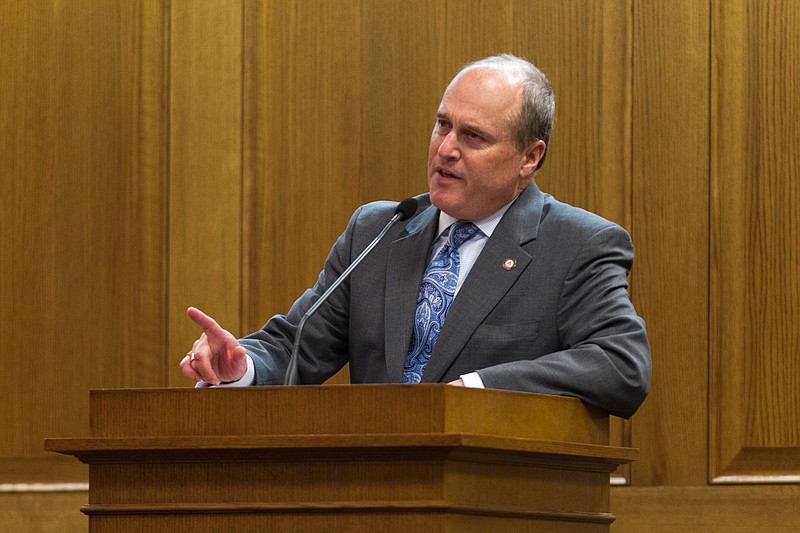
(84, 384, 609, 445)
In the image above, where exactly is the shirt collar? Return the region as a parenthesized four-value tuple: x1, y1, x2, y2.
(436, 200, 514, 240)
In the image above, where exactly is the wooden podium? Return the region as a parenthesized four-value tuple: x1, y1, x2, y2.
(46, 385, 637, 532)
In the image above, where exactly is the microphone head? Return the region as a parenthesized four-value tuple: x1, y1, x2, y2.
(395, 198, 418, 221)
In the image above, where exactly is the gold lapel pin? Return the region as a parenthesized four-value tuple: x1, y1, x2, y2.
(503, 258, 516, 271)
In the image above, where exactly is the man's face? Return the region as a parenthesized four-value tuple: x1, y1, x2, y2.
(427, 68, 543, 221)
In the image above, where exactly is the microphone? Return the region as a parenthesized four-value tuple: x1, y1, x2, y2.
(283, 197, 419, 385)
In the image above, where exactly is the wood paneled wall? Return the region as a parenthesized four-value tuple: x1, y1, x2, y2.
(167, 0, 245, 386)
(710, 0, 800, 483)
(630, 0, 711, 487)
(241, 0, 632, 337)
(1, 0, 798, 531)
(1, 1, 167, 529)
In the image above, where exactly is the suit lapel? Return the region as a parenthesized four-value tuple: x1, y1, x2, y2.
(420, 183, 545, 382)
(383, 203, 440, 381)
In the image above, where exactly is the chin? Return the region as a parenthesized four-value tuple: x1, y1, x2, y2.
(431, 198, 465, 219)
(428, 190, 449, 211)
(430, 185, 472, 217)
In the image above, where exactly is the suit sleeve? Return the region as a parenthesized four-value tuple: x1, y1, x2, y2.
(236, 207, 364, 385)
(475, 225, 651, 418)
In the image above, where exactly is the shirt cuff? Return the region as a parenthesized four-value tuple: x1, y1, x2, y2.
(195, 355, 256, 388)
(460, 371, 485, 388)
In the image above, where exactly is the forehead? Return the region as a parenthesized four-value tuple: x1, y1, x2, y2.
(438, 68, 522, 128)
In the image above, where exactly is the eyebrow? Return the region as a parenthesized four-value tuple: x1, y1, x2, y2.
(436, 112, 492, 140)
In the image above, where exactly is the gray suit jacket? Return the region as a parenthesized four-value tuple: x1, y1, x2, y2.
(240, 183, 651, 418)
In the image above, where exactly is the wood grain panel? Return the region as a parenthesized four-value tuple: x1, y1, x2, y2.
(243, 0, 363, 326)
(630, 0, 711, 485)
(710, 0, 800, 483)
(515, 0, 632, 227)
(0, 492, 87, 533)
(167, 0, 244, 386)
(611, 485, 800, 532)
(357, 0, 451, 203)
(0, 0, 167, 457)
(1, 3, 167, 531)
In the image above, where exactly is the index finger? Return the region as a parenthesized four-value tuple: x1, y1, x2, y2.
(187, 306, 222, 335)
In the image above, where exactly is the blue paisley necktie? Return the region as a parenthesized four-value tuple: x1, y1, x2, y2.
(403, 221, 479, 384)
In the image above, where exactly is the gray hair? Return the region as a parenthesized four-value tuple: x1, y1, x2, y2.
(457, 54, 555, 170)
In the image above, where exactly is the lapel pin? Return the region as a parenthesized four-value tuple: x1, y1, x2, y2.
(503, 258, 516, 271)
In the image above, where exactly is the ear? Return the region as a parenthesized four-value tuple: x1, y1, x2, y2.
(519, 140, 546, 178)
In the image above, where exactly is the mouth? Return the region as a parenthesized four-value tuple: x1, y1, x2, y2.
(434, 166, 461, 179)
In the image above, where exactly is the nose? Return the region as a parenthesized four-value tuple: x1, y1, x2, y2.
(437, 130, 460, 160)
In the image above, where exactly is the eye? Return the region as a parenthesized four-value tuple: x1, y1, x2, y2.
(463, 129, 488, 145)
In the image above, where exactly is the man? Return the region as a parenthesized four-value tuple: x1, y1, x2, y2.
(180, 54, 651, 419)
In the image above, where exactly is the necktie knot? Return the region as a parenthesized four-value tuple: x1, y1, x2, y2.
(447, 221, 479, 250)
